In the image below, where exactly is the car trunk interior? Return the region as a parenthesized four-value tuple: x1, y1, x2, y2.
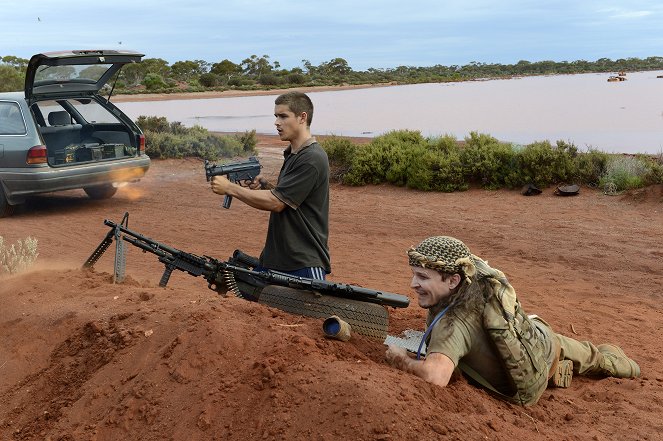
(36, 109, 137, 166)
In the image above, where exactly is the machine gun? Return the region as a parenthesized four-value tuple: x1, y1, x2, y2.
(204, 156, 262, 209)
(83, 214, 410, 310)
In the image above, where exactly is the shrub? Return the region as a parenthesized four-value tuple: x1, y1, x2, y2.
(320, 136, 358, 181)
(235, 129, 258, 154)
(287, 73, 307, 84)
(137, 116, 257, 160)
(407, 147, 467, 192)
(599, 155, 648, 192)
(343, 130, 428, 186)
(519, 140, 576, 187)
(143, 73, 168, 90)
(0, 236, 38, 275)
(198, 73, 221, 87)
(228, 77, 255, 87)
(572, 149, 610, 186)
(460, 132, 520, 189)
(258, 74, 282, 86)
(135, 115, 170, 133)
(639, 154, 663, 186)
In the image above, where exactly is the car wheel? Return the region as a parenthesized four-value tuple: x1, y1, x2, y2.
(84, 184, 118, 200)
(0, 186, 16, 218)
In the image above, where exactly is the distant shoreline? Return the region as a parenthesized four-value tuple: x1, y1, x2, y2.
(112, 70, 663, 104)
(112, 83, 398, 103)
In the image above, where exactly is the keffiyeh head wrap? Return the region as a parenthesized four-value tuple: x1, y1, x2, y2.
(407, 236, 477, 284)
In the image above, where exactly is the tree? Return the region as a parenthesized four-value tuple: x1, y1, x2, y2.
(141, 58, 171, 77)
(240, 54, 277, 78)
(1, 55, 29, 70)
(171, 60, 206, 82)
(320, 58, 352, 76)
(0, 65, 23, 92)
(210, 59, 241, 82)
(301, 59, 316, 75)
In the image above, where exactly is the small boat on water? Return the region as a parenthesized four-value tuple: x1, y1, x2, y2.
(607, 75, 627, 82)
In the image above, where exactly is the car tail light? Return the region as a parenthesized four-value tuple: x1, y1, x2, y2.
(139, 134, 145, 153)
(27, 145, 48, 164)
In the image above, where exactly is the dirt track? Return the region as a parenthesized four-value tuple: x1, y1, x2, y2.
(1, 135, 663, 440)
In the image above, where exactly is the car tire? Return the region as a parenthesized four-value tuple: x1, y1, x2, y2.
(0, 185, 16, 218)
(84, 184, 117, 200)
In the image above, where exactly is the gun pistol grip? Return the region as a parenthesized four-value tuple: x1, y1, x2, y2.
(160, 265, 174, 287)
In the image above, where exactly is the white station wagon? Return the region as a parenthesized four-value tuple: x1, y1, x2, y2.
(0, 49, 151, 217)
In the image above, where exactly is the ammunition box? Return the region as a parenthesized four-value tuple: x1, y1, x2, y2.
(64, 145, 78, 163)
(101, 144, 126, 159)
(75, 146, 103, 162)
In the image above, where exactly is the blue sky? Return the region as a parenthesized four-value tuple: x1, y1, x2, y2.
(2, 0, 662, 70)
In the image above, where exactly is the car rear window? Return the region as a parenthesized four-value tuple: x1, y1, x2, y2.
(0, 101, 27, 135)
(34, 99, 123, 125)
(35, 64, 113, 84)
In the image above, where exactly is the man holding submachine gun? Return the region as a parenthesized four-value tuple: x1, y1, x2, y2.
(208, 91, 331, 282)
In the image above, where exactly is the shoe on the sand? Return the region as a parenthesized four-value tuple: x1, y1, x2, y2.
(597, 343, 641, 378)
(549, 359, 573, 388)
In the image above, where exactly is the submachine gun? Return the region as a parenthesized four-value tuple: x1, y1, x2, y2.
(204, 156, 262, 209)
(83, 213, 410, 338)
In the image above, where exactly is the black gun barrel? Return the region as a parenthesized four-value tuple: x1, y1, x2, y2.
(225, 264, 410, 308)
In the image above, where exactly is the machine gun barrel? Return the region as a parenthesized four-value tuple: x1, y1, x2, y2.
(96, 219, 410, 309)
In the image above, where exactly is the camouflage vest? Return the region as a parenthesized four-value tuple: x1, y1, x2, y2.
(461, 258, 550, 406)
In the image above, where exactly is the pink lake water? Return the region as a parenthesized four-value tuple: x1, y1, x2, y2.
(117, 71, 663, 154)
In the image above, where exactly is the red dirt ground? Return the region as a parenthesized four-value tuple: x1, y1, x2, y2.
(1, 134, 662, 441)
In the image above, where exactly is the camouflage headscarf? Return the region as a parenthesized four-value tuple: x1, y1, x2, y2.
(407, 236, 477, 284)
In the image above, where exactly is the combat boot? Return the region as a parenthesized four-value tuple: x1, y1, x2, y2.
(597, 344, 640, 378)
(549, 359, 573, 388)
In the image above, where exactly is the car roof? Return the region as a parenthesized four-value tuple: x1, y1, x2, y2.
(0, 92, 25, 101)
(25, 49, 143, 104)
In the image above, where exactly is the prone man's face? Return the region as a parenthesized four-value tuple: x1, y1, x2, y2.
(409, 266, 458, 309)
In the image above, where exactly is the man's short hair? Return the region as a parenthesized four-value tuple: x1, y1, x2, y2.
(275, 91, 314, 126)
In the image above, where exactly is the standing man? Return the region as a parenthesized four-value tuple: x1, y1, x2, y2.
(210, 91, 330, 280)
(385, 236, 640, 405)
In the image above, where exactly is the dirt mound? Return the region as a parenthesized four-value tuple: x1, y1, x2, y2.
(1, 139, 662, 440)
(618, 183, 663, 204)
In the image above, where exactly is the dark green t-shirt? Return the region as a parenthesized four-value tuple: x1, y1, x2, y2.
(426, 303, 515, 395)
(260, 140, 331, 272)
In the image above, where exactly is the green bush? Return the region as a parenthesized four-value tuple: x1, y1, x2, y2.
(287, 73, 307, 84)
(321, 136, 358, 181)
(258, 74, 282, 86)
(638, 154, 663, 186)
(136, 115, 170, 132)
(518, 140, 576, 187)
(572, 149, 610, 186)
(198, 73, 221, 87)
(599, 155, 648, 192)
(235, 129, 259, 154)
(407, 147, 467, 192)
(460, 132, 520, 189)
(143, 73, 168, 90)
(343, 130, 428, 186)
(137, 116, 257, 160)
